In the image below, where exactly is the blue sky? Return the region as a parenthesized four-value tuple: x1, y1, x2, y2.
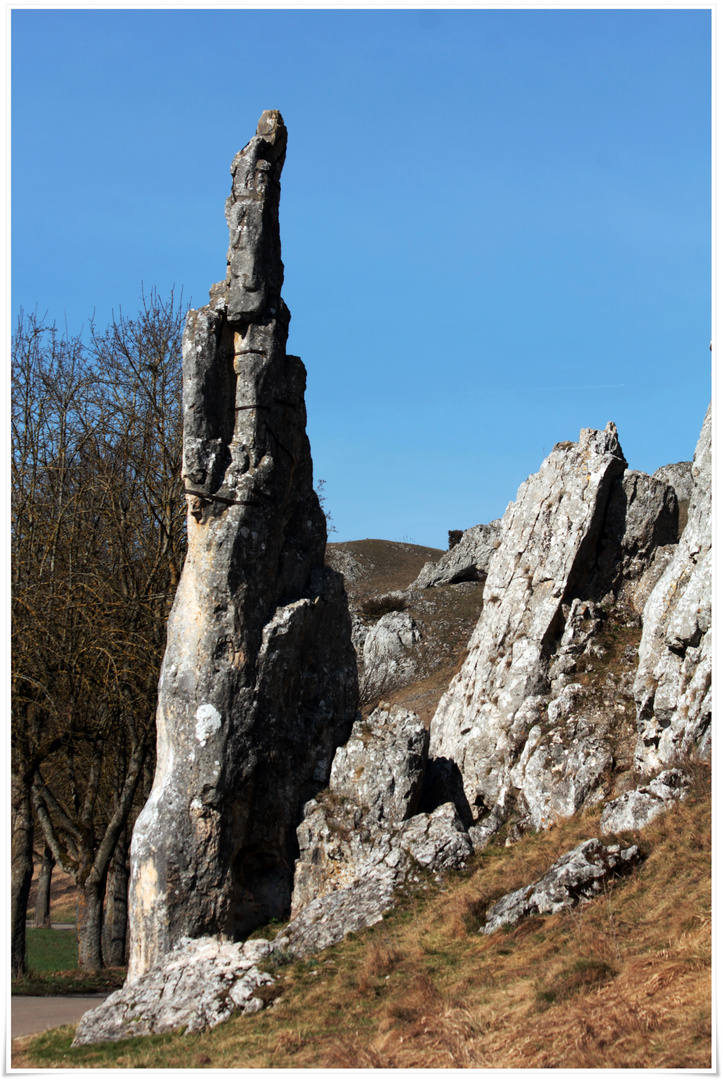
(12, 8, 711, 549)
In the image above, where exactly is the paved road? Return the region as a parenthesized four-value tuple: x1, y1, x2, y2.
(12, 994, 110, 1038)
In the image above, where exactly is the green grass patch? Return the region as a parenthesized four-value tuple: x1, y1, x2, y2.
(27, 928, 77, 972)
(12, 967, 127, 996)
(12, 929, 127, 995)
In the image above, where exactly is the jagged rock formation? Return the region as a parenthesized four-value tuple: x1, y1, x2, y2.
(427, 425, 628, 829)
(600, 769, 690, 833)
(425, 424, 686, 842)
(288, 705, 471, 950)
(412, 520, 501, 589)
(73, 937, 274, 1046)
(481, 839, 641, 934)
(633, 406, 711, 773)
(125, 111, 358, 983)
(584, 469, 678, 604)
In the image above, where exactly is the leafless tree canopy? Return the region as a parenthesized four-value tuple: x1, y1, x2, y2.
(11, 290, 188, 970)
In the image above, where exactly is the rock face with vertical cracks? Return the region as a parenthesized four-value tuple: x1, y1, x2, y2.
(633, 405, 711, 773)
(427, 425, 627, 828)
(127, 111, 358, 982)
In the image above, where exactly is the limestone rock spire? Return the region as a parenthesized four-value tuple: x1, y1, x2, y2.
(126, 112, 358, 982)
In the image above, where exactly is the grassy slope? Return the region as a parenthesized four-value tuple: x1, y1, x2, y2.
(15, 763, 710, 1069)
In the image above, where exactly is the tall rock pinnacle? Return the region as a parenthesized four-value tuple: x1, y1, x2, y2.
(127, 111, 358, 981)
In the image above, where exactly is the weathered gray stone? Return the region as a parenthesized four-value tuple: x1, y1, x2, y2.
(72, 937, 274, 1046)
(412, 520, 501, 589)
(329, 705, 428, 824)
(126, 111, 358, 983)
(282, 803, 471, 958)
(584, 469, 678, 600)
(358, 611, 422, 697)
(511, 691, 613, 831)
(428, 424, 627, 826)
(290, 704, 470, 944)
(633, 405, 711, 773)
(653, 461, 693, 506)
(600, 769, 690, 833)
(480, 839, 641, 934)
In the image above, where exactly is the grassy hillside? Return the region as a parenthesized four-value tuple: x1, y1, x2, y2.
(15, 762, 710, 1069)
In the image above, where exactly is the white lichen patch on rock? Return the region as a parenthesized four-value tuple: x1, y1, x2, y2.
(194, 704, 222, 746)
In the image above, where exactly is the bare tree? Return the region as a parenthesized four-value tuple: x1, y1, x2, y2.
(12, 291, 187, 969)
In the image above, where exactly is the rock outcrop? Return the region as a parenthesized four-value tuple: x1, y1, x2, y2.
(424, 419, 696, 844)
(73, 937, 274, 1046)
(412, 520, 501, 589)
(633, 406, 711, 773)
(126, 111, 358, 982)
(358, 610, 422, 698)
(583, 469, 678, 603)
(599, 769, 690, 833)
(481, 839, 641, 934)
(428, 425, 628, 829)
(653, 461, 693, 506)
(288, 705, 471, 951)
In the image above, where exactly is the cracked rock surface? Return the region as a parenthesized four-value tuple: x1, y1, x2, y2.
(358, 610, 423, 698)
(72, 937, 274, 1046)
(600, 768, 691, 833)
(481, 839, 641, 934)
(428, 424, 627, 829)
(288, 705, 471, 949)
(126, 111, 358, 984)
(633, 405, 711, 773)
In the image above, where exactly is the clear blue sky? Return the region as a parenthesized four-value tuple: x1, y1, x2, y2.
(12, 8, 711, 549)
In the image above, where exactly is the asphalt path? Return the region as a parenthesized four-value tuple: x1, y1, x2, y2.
(12, 994, 110, 1038)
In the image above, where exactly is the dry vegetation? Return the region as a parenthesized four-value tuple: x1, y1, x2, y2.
(326, 538, 443, 606)
(328, 538, 486, 726)
(14, 761, 710, 1070)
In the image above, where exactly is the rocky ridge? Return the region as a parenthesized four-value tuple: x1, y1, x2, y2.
(412, 519, 501, 589)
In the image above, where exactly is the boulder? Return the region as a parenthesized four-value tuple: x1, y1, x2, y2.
(282, 804, 472, 958)
(329, 706, 428, 824)
(412, 520, 501, 588)
(72, 937, 275, 1046)
(360, 610, 422, 696)
(600, 769, 690, 833)
(125, 111, 358, 983)
(633, 405, 711, 773)
(480, 839, 641, 934)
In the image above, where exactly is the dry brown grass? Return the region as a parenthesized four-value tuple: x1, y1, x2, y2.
(17, 762, 710, 1070)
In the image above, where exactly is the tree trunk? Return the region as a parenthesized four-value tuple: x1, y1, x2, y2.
(103, 829, 129, 966)
(77, 873, 107, 969)
(11, 771, 34, 976)
(34, 843, 55, 928)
